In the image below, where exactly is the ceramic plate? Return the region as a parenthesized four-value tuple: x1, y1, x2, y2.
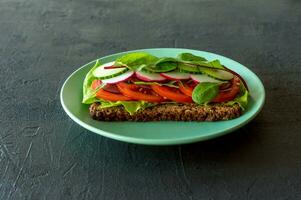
(60, 48, 265, 145)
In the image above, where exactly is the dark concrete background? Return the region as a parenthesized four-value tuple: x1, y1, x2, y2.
(1, 0, 301, 199)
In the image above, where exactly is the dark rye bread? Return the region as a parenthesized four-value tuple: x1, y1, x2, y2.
(89, 103, 241, 121)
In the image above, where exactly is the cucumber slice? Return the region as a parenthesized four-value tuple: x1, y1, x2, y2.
(199, 67, 234, 80)
(178, 63, 202, 74)
(93, 61, 129, 80)
(101, 71, 134, 84)
(190, 74, 223, 83)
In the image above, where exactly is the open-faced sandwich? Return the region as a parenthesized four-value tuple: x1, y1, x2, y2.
(82, 52, 249, 121)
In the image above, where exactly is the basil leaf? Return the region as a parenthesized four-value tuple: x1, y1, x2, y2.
(99, 101, 155, 115)
(82, 60, 104, 104)
(178, 53, 207, 62)
(192, 82, 220, 104)
(115, 52, 158, 70)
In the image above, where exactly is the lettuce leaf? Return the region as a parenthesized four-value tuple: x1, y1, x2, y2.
(82, 60, 105, 104)
(225, 81, 249, 110)
(115, 52, 158, 71)
(99, 101, 155, 115)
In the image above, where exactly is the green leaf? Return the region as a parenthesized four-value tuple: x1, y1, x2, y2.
(82, 60, 104, 104)
(226, 82, 249, 110)
(144, 57, 178, 72)
(236, 89, 249, 109)
(185, 59, 224, 70)
(192, 82, 220, 104)
(177, 53, 207, 62)
(115, 52, 158, 71)
(177, 53, 224, 70)
(155, 57, 178, 71)
(83, 97, 103, 104)
(201, 59, 224, 69)
(99, 101, 155, 115)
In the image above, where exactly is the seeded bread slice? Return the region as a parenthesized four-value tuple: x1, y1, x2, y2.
(89, 103, 241, 121)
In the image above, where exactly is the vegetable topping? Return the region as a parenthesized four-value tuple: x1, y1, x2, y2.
(82, 52, 249, 114)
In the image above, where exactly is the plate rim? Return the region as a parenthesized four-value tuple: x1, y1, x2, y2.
(60, 48, 265, 145)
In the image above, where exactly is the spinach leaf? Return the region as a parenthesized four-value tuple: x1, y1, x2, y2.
(192, 82, 220, 104)
(144, 57, 178, 72)
(199, 59, 224, 69)
(184, 59, 224, 70)
(178, 53, 207, 62)
(99, 101, 155, 115)
(177, 53, 224, 70)
(115, 52, 158, 70)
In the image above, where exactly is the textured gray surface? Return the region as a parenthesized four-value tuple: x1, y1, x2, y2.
(1, 0, 301, 199)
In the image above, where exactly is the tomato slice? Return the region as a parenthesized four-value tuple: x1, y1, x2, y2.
(95, 89, 132, 101)
(151, 85, 192, 103)
(212, 76, 240, 103)
(178, 82, 194, 97)
(117, 82, 165, 103)
(91, 80, 132, 101)
(223, 66, 248, 91)
(91, 80, 102, 90)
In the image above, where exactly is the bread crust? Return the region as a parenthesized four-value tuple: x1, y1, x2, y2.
(89, 103, 241, 121)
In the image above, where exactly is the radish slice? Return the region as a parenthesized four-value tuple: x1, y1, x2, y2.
(190, 74, 223, 83)
(160, 72, 190, 80)
(135, 71, 166, 82)
(102, 71, 134, 84)
(93, 61, 129, 80)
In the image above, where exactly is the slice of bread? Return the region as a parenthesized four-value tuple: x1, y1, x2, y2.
(89, 103, 241, 121)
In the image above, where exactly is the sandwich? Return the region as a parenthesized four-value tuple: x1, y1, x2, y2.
(82, 52, 249, 121)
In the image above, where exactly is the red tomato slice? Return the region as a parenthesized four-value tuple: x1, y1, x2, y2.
(151, 85, 192, 103)
(212, 76, 240, 103)
(178, 82, 194, 97)
(95, 89, 132, 101)
(223, 66, 248, 91)
(91, 80, 132, 101)
(91, 80, 102, 90)
(117, 82, 165, 103)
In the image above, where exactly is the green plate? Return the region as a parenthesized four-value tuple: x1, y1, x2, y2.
(60, 48, 265, 145)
